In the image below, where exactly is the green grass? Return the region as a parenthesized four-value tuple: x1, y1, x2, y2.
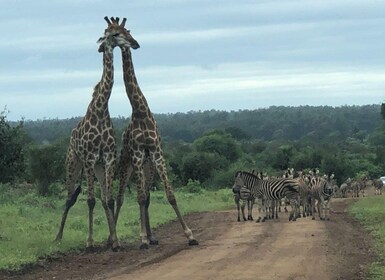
(0, 184, 233, 271)
(349, 195, 385, 279)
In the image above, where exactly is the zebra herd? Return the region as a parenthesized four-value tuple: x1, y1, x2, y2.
(338, 177, 384, 197)
(232, 168, 335, 223)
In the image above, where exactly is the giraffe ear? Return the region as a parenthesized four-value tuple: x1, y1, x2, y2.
(97, 36, 106, 52)
(97, 36, 105, 43)
(98, 43, 105, 53)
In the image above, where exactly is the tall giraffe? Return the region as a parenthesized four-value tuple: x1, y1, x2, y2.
(55, 17, 139, 250)
(110, 17, 199, 249)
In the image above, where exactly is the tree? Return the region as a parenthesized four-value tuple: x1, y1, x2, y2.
(193, 130, 241, 162)
(0, 111, 28, 183)
(28, 138, 68, 195)
(180, 151, 226, 184)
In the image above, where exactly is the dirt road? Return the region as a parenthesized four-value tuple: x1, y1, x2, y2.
(2, 198, 375, 280)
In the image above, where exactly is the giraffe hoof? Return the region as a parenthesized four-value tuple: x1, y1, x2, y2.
(85, 246, 95, 253)
(188, 239, 199, 246)
(140, 243, 149, 250)
(149, 239, 159, 245)
(312, 217, 315, 220)
(111, 242, 121, 251)
(54, 236, 62, 243)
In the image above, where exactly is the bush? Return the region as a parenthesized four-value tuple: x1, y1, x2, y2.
(0, 112, 28, 183)
(183, 179, 203, 193)
(181, 151, 227, 184)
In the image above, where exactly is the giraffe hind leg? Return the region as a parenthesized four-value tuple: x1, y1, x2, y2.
(55, 184, 82, 241)
(115, 146, 133, 226)
(95, 162, 120, 250)
(152, 151, 198, 246)
(55, 150, 82, 242)
(141, 157, 158, 245)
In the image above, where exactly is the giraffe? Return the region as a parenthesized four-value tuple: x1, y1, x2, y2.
(55, 17, 139, 250)
(107, 17, 199, 249)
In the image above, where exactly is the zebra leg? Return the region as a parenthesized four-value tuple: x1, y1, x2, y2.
(242, 203, 247, 221)
(275, 200, 279, 219)
(318, 200, 323, 220)
(325, 200, 331, 221)
(256, 199, 263, 223)
(294, 200, 299, 221)
(289, 199, 298, 222)
(311, 199, 316, 220)
(247, 198, 255, 221)
(236, 197, 241, 222)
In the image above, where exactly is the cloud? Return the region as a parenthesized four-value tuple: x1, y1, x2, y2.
(1, 0, 384, 120)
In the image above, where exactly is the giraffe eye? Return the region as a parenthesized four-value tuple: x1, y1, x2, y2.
(112, 33, 120, 37)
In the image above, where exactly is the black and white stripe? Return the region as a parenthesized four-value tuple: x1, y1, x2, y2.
(310, 176, 334, 220)
(233, 187, 255, 222)
(232, 171, 300, 222)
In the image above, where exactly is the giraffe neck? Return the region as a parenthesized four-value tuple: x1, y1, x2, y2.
(121, 47, 150, 118)
(89, 46, 114, 117)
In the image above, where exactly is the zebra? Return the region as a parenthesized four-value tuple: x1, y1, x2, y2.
(279, 168, 295, 213)
(310, 175, 334, 220)
(339, 178, 351, 198)
(373, 179, 384, 195)
(232, 171, 300, 222)
(232, 169, 259, 222)
(349, 179, 363, 198)
(295, 171, 312, 218)
(233, 186, 255, 222)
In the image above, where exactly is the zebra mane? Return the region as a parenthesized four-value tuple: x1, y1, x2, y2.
(235, 170, 259, 179)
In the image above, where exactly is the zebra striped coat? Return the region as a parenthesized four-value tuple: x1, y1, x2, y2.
(310, 177, 334, 220)
(232, 171, 300, 222)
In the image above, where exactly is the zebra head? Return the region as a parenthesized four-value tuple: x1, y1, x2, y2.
(232, 171, 244, 194)
(325, 181, 334, 196)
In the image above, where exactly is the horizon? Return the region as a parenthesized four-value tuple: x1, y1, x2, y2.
(6, 103, 380, 123)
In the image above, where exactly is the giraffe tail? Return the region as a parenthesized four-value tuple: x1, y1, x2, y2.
(65, 169, 83, 208)
(65, 185, 82, 209)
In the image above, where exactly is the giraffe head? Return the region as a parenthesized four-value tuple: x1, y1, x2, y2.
(97, 16, 140, 52)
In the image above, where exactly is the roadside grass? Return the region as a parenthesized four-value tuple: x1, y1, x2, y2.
(0, 184, 233, 271)
(349, 195, 385, 280)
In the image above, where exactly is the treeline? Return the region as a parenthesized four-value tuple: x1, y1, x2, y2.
(2, 105, 385, 197)
(20, 105, 381, 144)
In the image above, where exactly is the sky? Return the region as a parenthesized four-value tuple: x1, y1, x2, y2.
(1, 0, 385, 121)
